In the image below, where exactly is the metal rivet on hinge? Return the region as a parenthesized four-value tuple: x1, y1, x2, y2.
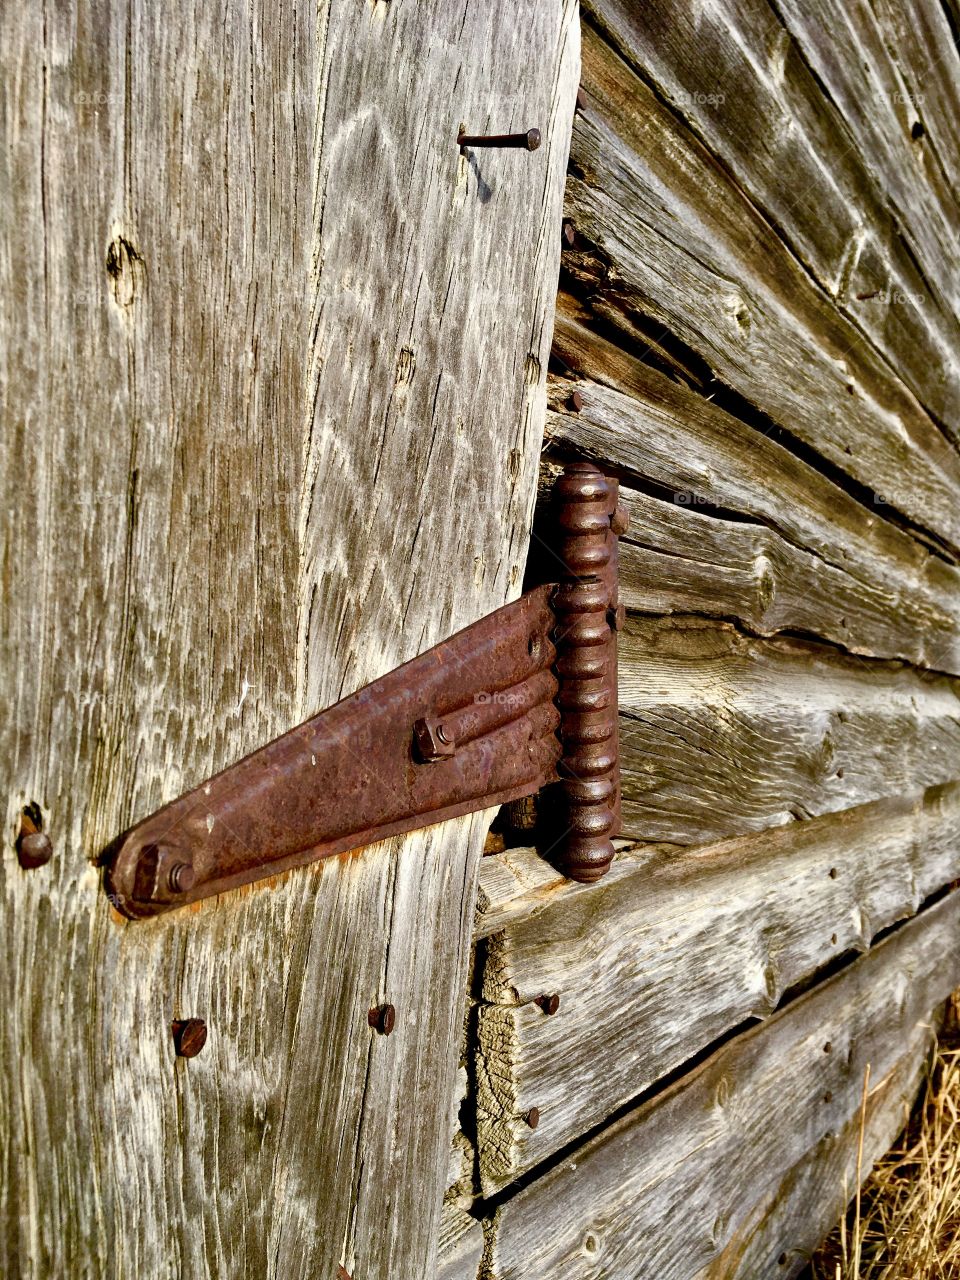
(172, 1019, 207, 1058)
(368, 1003, 396, 1036)
(535, 994, 560, 1016)
(16, 805, 53, 869)
(525, 1107, 541, 1129)
(457, 128, 541, 151)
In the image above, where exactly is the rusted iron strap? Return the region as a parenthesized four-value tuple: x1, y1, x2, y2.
(104, 462, 628, 919)
(106, 586, 561, 918)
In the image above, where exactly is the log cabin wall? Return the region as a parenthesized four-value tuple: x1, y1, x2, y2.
(440, 3, 960, 1277)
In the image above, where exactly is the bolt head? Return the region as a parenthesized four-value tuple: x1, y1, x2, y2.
(413, 717, 456, 761)
(172, 1018, 207, 1058)
(168, 861, 196, 893)
(16, 830, 53, 869)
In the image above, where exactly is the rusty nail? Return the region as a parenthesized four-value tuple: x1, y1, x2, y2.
(607, 603, 626, 632)
(576, 87, 587, 112)
(526, 1107, 541, 1129)
(172, 1019, 207, 1058)
(535, 993, 560, 1015)
(611, 503, 630, 536)
(368, 1003, 396, 1036)
(16, 808, 53, 870)
(562, 220, 576, 247)
(568, 390, 584, 413)
(337, 1269, 352, 1280)
(458, 128, 541, 151)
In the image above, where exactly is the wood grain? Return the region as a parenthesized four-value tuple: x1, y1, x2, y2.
(615, 615, 960, 844)
(483, 887, 960, 1278)
(578, 0, 960, 433)
(546, 317, 960, 674)
(474, 781, 960, 1191)
(0, 2, 577, 1276)
(565, 23, 960, 555)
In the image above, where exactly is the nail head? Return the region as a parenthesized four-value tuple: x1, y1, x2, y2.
(17, 830, 53, 870)
(369, 1003, 396, 1035)
(535, 994, 560, 1015)
(526, 1107, 540, 1129)
(172, 1018, 207, 1058)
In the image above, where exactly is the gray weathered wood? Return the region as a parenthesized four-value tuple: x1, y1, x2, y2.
(0, 3, 578, 1276)
(616, 616, 960, 844)
(483, 887, 960, 1277)
(773, 0, 960, 320)
(578, 0, 960, 432)
(549, 318, 960, 676)
(565, 23, 960, 554)
(474, 781, 960, 1191)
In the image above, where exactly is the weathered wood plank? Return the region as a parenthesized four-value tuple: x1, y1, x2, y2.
(0, 3, 577, 1277)
(565, 23, 960, 554)
(473, 781, 960, 1191)
(578, 0, 960, 430)
(483, 887, 960, 1278)
(616, 616, 960, 844)
(438, 1202, 484, 1280)
(773, 0, 960, 321)
(547, 319, 960, 675)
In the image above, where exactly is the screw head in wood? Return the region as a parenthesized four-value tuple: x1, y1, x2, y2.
(368, 1003, 396, 1035)
(525, 1107, 541, 1129)
(535, 993, 560, 1015)
(172, 1018, 207, 1058)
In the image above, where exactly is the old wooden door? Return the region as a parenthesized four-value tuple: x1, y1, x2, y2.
(1, 3, 578, 1276)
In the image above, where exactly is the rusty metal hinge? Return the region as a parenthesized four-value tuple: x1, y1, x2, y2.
(104, 462, 627, 919)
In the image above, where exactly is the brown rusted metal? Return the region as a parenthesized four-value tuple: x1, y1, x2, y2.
(535, 993, 560, 1016)
(368, 1004, 396, 1036)
(551, 461, 625, 884)
(172, 1019, 207, 1058)
(457, 128, 541, 151)
(16, 805, 53, 870)
(104, 462, 628, 919)
(105, 585, 561, 919)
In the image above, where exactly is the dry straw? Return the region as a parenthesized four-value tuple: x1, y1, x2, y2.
(810, 1035, 960, 1278)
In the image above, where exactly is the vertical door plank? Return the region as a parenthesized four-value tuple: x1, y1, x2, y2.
(0, 1, 577, 1276)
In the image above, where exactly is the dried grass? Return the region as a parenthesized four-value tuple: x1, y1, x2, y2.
(810, 1035, 960, 1279)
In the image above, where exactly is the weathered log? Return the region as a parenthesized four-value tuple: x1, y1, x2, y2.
(483, 887, 960, 1277)
(546, 323, 960, 673)
(475, 781, 960, 1192)
(578, 0, 960, 431)
(565, 23, 960, 554)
